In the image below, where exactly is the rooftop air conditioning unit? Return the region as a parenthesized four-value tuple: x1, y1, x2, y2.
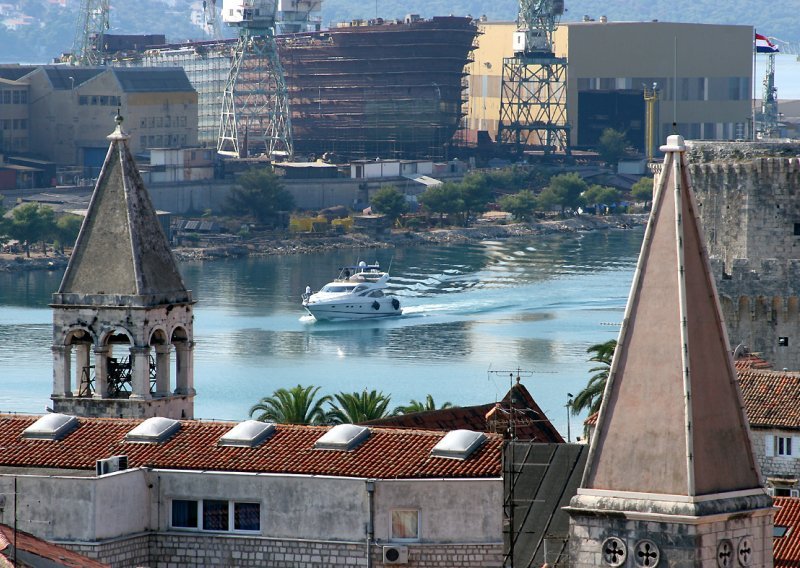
(382, 545, 408, 565)
(96, 455, 129, 476)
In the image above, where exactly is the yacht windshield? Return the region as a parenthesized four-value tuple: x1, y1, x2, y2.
(321, 285, 357, 293)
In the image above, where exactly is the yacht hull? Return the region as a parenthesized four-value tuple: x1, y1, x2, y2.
(304, 300, 402, 321)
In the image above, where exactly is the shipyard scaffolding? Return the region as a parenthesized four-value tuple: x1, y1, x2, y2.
(121, 15, 476, 160)
(498, 0, 570, 155)
(218, 0, 293, 158)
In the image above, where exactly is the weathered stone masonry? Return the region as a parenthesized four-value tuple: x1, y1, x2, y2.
(686, 141, 800, 370)
(64, 534, 502, 568)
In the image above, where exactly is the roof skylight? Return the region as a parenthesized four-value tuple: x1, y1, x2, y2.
(22, 413, 78, 441)
(431, 429, 486, 460)
(314, 424, 371, 451)
(125, 417, 180, 443)
(219, 420, 276, 448)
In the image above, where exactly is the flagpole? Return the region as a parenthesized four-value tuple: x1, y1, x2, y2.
(752, 28, 757, 140)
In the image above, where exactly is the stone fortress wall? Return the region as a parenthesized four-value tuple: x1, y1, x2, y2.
(684, 141, 800, 369)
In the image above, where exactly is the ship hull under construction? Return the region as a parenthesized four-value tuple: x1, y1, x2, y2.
(131, 16, 477, 160)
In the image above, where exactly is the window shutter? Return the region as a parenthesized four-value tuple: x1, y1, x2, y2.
(793, 437, 800, 457)
(765, 435, 774, 457)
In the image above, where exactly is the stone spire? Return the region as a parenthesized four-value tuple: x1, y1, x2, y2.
(567, 135, 773, 567)
(57, 111, 189, 302)
(51, 114, 195, 420)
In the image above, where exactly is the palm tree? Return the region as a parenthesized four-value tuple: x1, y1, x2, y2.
(249, 385, 332, 424)
(327, 389, 393, 424)
(394, 394, 454, 415)
(571, 339, 617, 417)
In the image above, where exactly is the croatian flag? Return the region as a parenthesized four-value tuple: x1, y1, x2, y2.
(755, 33, 779, 53)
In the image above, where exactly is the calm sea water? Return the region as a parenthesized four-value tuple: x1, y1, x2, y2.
(0, 228, 645, 438)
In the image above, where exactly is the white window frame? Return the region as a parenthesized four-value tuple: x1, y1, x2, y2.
(390, 509, 420, 542)
(170, 499, 261, 534)
(765, 434, 800, 458)
(777, 436, 793, 456)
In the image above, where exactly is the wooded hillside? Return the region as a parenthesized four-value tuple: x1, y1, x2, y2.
(1, 0, 795, 64)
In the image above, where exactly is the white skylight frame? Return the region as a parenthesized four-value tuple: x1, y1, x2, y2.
(314, 424, 371, 451)
(22, 413, 79, 441)
(431, 429, 486, 460)
(218, 420, 276, 448)
(125, 416, 181, 443)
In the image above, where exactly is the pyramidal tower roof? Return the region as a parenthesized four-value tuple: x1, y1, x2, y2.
(581, 135, 762, 503)
(56, 114, 190, 305)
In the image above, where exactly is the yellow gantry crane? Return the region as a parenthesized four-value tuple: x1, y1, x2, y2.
(643, 83, 658, 162)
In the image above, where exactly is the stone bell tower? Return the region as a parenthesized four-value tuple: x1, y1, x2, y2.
(567, 135, 774, 566)
(50, 113, 195, 419)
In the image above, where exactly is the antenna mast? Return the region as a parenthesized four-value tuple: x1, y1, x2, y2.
(218, 0, 293, 159)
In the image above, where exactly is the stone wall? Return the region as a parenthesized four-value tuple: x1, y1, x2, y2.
(63, 533, 502, 568)
(63, 533, 150, 568)
(568, 508, 773, 567)
(684, 141, 800, 369)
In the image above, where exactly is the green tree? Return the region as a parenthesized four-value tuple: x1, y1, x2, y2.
(55, 213, 83, 252)
(598, 128, 629, 166)
(459, 172, 493, 227)
(327, 389, 393, 424)
(394, 394, 454, 415)
(227, 168, 295, 225)
(571, 339, 617, 419)
(8, 203, 56, 257)
(582, 185, 622, 214)
(370, 185, 409, 226)
(538, 172, 587, 214)
(498, 190, 538, 221)
(249, 385, 332, 424)
(418, 182, 463, 226)
(631, 176, 655, 208)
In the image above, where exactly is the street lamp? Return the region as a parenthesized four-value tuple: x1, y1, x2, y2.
(566, 393, 574, 442)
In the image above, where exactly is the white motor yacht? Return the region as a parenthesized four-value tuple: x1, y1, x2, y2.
(302, 262, 402, 321)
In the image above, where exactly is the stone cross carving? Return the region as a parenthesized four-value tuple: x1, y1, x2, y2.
(717, 539, 733, 567)
(737, 537, 753, 567)
(634, 539, 660, 566)
(602, 536, 627, 566)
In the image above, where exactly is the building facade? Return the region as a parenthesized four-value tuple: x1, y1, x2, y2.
(10, 66, 197, 173)
(0, 415, 503, 567)
(0, 72, 30, 154)
(466, 21, 753, 151)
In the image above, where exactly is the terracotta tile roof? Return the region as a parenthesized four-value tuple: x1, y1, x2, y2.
(735, 354, 773, 371)
(584, 367, 800, 432)
(774, 496, 800, 567)
(0, 415, 501, 479)
(0, 524, 109, 567)
(738, 369, 800, 430)
(363, 382, 564, 443)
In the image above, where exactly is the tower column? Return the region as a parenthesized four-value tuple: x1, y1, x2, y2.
(130, 346, 152, 400)
(154, 344, 171, 396)
(93, 346, 109, 399)
(75, 343, 92, 395)
(174, 341, 195, 395)
(52, 345, 72, 397)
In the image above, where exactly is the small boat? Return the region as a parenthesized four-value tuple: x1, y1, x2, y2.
(302, 261, 402, 321)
